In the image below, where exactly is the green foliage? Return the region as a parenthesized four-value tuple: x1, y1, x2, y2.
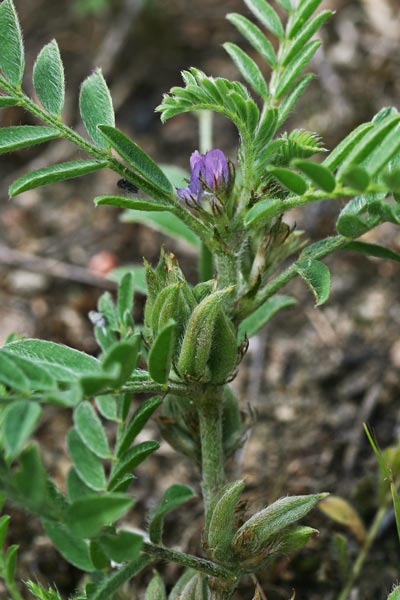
(33, 40, 64, 116)
(148, 484, 195, 544)
(0, 1, 399, 599)
(0, 0, 24, 86)
(79, 69, 115, 149)
(10, 160, 108, 197)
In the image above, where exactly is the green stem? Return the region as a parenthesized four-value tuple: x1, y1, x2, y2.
(142, 541, 236, 582)
(336, 506, 387, 600)
(3, 579, 24, 600)
(197, 387, 225, 526)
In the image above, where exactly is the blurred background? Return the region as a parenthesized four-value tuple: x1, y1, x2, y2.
(0, 0, 399, 598)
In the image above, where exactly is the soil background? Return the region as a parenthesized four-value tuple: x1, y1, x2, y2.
(0, 0, 399, 598)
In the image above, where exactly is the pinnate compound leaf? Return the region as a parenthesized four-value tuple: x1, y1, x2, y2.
(275, 40, 320, 99)
(268, 166, 308, 195)
(95, 194, 169, 212)
(282, 10, 332, 66)
(288, 0, 324, 38)
(98, 125, 174, 197)
(102, 337, 141, 386)
(108, 441, 160, 490)
(79, 69, 114, 149)
(43, 519, 94, 571)
(364, 123, 400, 177)
(223, 42, 269, 98)
(294, 258, 331, 306)
(336, 196, 380, 238)
(33, 39, 64, 116)
(319, 496, 366, 543)
(67, 428, 106, 491)
(226, 13, 277, 67)
(0, 126, 59, 154)
(2, 401, 42, 459)
(122, 209, 201, 248)
(116, 396, 162, 457)
(0, 349, 56, 391)
(277, 73, 314, 127)
(98, 530, 143, 563)
(0, 96, 18, 107)
(95, 394, 118, 422)
(383, 169, 400, 193)
(0, 0, 24, 86)
(238, 295, 297, 340)
(9, 159, 108, 197)
(89, 555, 150, 600)
(148, 484, 195, 544)
(337, 114, 400, 175)
(293, 159, 336, 192)
(148, 319, 176, 384)
(4, 339, 100, 382)
(388, 587, 400, 600)
(14, 444, 47, 511)
(67, 467, 94, 502)
(340, 165, 370, 192)
(344, 241, 400, 263)
(66, 494, 134, 538)
(323, 123, 374, 170)
(243, 0, 284, 39)
(0, 350, 30, 391)
(74, 401, 111, 459)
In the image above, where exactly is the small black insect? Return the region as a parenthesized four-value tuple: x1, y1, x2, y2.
(117, 179, 139, 194)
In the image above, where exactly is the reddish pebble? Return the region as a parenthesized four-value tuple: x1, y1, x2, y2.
(88, 251, 117, 274)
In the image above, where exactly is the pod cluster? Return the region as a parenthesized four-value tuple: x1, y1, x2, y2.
(145, 252, 239, 385)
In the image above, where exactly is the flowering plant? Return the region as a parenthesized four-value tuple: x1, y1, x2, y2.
(0, 0, 399, 598)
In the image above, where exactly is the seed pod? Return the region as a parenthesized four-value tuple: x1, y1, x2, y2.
(272, 525, 318, 555)
(145, 570, 167, 600)
(192, 279, 216, 303)
(151, 284, 181, 335)
(232, 494, 327, 560)
(177, 287, 234, 382)
(208, 309, 238, 384)
(207, 479, 245, 563)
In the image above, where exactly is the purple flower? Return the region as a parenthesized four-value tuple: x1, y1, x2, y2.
(177, 149, 229, 205)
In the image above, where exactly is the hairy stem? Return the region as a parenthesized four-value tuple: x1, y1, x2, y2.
(142, 541, 236, 582)
(197, 387, 225, 526)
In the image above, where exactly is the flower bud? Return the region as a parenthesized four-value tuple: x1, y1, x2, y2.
(177, 287, 235, 383)
(231, 493, 327, 570)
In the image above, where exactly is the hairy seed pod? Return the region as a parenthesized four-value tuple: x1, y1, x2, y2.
(177, 287, 234, 382)
(232, 494, 327, 560)
(208, 309, 238, 384)
(192, 279, 216, 303)
(207, 479, 245, 563)
(151, 284, 181, 335)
